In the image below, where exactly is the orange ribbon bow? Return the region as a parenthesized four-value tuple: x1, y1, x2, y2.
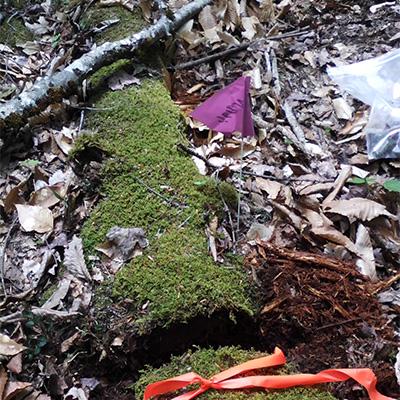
(143, 347, 395, 400)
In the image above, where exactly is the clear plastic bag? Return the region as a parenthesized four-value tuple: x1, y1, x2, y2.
(328, 49, 400, 160)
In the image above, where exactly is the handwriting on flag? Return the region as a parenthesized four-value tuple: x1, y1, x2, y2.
(191, 76, 255, 137)
(216, 99, 244, 123)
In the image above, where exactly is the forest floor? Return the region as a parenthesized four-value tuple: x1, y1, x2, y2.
(0, 0, 400, 399)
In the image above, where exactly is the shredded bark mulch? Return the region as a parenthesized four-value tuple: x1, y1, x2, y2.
(246, 242, 400, 399)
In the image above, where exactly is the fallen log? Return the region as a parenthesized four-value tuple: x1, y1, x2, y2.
(0, 0, 211, 150)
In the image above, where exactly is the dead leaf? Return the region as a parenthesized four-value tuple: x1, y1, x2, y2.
(108, 71, 140, 91)
(241, 16, 260, 40)
(42, 278, 71, 309)
(299, 182, 335, 196)
(332, 97, 353, 120)
(3, 381, 31, 400)
(61, 332, 80, 353)
(64, 236, 92, 281)
(6, 353, 23, 374)
(247, 222, 274, 241)
(355, 224, 377, 281)
(198, 5, 217, 30)
(3, 180, 27, 214)
(0, 333, 26, 356)
(0, 367, 7, 399)
(96, 227, 148, 264)
(217, 142, 255, 159)
(323, 198, 397, 222)
(25, 16, 50, 35)
(256, 0, 275, 22)
(255, 178, 282, 199)
(53, 128, 76, 155)
(99, 0, 135, 11)
(323, 165, 352, 203)
(64, 386, 88, 400)
(16, 204, 54, 233)
(0, 334, 25, 357)
(29, 184, 66, 208)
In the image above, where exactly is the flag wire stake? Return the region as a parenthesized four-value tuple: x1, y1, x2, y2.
(236, 135, 244, 236)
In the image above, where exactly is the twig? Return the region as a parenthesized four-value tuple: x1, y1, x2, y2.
(253, 115, 306, 153)
(270, 48, 281, 97)
(174, 29, 310, 70)
(0, 216, 18, 298)
(371, 272, 400, 295)
(216, 183, 236, 245)
(239, 170, 335, 183)
(315, 317, 362, 332)
(282, 100, 306, 144)
(133, 176, 186, 208)
(177, 143, 213, 169)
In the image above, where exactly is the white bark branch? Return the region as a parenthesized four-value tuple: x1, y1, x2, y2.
(0, 0, 212, 143)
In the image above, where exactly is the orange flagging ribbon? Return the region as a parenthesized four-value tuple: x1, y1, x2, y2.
(143, 347, 395, 400)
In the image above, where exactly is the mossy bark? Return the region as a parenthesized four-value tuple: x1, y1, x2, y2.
(135, 346, 337, 400)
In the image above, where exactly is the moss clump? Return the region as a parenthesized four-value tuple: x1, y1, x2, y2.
(81, 5, 145, 44)
(135, 346, 336, 400)
(80, 80, 254, 331)
(0, 18, 33, 46)
(88, 59, 133, 90)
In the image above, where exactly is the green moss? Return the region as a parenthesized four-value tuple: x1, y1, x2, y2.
(135, 346, 336, 400)
(0, 18, 33, 46)
(81, 5, 146, 44)
(88, 59, 133, 90)
(80, 80, 254, 331)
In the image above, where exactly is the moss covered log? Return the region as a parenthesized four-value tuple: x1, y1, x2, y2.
(135, 346, 336, 400)
(79, 79, 255, 333)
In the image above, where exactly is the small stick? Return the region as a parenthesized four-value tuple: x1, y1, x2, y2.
(282, 100, 306, 144)
(0, 216, 18, 298)
(133, 176, 185, 208)
(315, 317, 362, 332)
(239, 170, 335, 183)
(216, 172, 236, 245)
(177, 143, 213, 169)
(236, 136, 244, 235)
(270, 48, 281, 97)
(174, 29, 310, 70)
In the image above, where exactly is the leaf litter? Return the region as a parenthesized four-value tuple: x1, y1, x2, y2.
(0, 0, 400, 398)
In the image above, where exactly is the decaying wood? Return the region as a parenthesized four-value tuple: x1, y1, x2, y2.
(0, 0, 212, 148)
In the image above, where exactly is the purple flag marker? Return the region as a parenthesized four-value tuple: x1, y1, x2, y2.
(191, 76, 255, 137)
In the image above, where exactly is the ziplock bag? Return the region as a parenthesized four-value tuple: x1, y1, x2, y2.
(328, 49, 400, 160)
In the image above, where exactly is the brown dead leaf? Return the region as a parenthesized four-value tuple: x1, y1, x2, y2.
(255, 178, 282, 199)
(3, 381, 31, 400)
(0, 334, 26, 357)
(3, 181, 27, 214)
(0, 367, 7, 399)
(6, 353, 23, 374)
(16, 204, 54, 233)
(323, 165, 352, 203)
(99, 0, 135, 11)
(217, 142, 255, 159)
(29, 184, 66, 208)
(198, 5, 217, 30)
(323, 198, 397, 222)
(241, 16, 260, 40)
(61, 332, 80, 353)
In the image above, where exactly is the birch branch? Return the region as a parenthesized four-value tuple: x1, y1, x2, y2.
(0, 0, 211, 138)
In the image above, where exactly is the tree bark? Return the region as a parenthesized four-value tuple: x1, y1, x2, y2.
(0, 0, 211, 149)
